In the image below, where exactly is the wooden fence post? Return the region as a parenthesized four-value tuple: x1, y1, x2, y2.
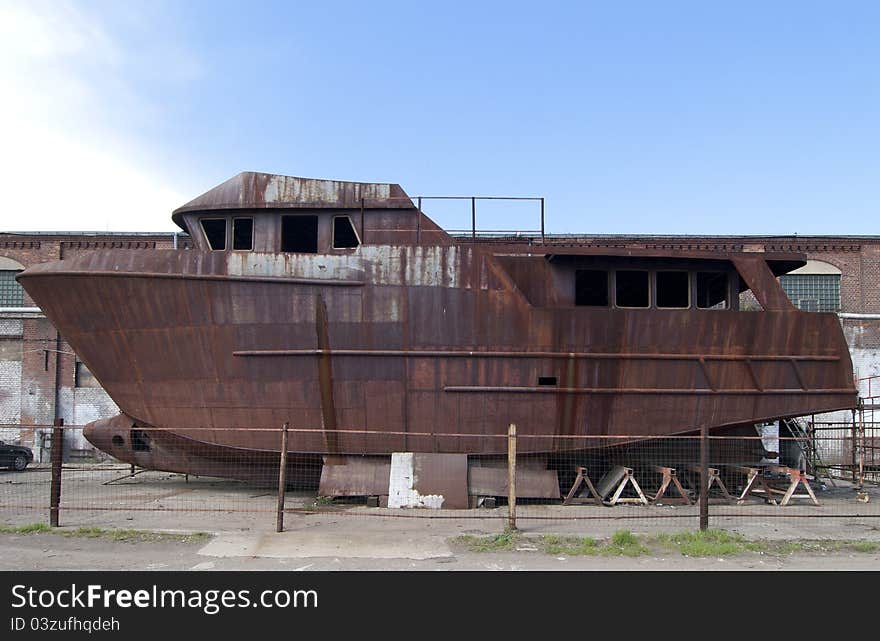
(49, 418, 64, 527)
(276, 422, 289, 533)
(508, 423, 517, 531)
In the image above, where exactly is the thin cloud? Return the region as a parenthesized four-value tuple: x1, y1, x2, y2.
(0, 0, 191, 231)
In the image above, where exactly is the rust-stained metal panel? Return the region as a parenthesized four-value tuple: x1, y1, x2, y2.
(410, 453, 469, 509)
(731, 255, 796, 311)
(468, 466, 560, 499)
(172, 171, 414, 228)
(318, 456, 390, 497)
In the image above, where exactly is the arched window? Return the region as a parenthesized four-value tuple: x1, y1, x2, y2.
(0, 257, 25, 307)
(779, 260, 841, 312)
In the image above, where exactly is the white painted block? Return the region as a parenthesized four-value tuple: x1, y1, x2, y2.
(387, 452, 444, 509)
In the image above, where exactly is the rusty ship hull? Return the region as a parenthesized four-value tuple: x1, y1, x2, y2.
(15, 171, 859, 487)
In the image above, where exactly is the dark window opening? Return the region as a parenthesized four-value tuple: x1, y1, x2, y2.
(281, 215, 318, 253)
(538, 376, 558, 386)
(575, 270, 609, 306)
(615, 270, 649, 308)
(232, 218, 253, 250)
(696, 272, 728, 309)
(200, 218, 227, 250)
(111, 435, 124, 447)
(656, 271, 690, 308)
(131, 430, 151, 452)
(75, 360, 100, 388)
(333, 216, 360, 249)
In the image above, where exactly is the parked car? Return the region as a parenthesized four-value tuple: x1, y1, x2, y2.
(0, 440, 34, 471)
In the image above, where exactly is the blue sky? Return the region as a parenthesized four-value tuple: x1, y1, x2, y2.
(2, 1, 878, 234)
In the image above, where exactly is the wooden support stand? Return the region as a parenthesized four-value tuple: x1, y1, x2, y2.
(649, 466, 692, 505)
(563, 465, 648, 506)
(688, 465, 734, 503)
(767, 465, 820, 506)
(563, 467, 604, 505)
(735, 465, 820, 506)
(735, 466, 778, 505)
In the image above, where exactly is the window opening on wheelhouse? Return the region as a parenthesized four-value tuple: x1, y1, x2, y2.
(232, 218, 253, 250)
(200, 219, 226, 250)
(696, 272, 728, 309)
(656, 271, 690, 308)
(615, 270, 649, 308)
(575, 270, 608, 306)
(281, 215, 318, 253)
(332, 216, 360, 249)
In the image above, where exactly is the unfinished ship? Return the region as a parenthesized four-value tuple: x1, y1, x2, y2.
(17, 172, 858, 503)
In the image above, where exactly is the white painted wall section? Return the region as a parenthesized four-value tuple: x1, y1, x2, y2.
(387, 452, 445, 509)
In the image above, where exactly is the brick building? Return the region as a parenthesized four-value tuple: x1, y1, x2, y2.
(0, 231, 877, 460)
(0, 232, 189, 460)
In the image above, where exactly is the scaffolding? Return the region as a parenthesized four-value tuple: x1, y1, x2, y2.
(810, 374, 880, 486)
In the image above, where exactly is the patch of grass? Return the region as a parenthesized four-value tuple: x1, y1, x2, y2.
(453, 529, 520, 552)
(315, 496, 335, 505)
(655, 529, 747, 557)
(450, 529, 880, 558)
(764, 539, 879, 555)
(851, 541, 880, 553)
(540, 535, 599, 556)
(0, 523, 51, 534)
(57, 526, 210, 544)
(604, 530, 649, 557)
(68, 526, 104, 538)
(455, 530, 648, 556)
(0, 522, 214, 544)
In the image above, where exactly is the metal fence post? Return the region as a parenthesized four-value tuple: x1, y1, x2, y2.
(699, 425, 709, 531)
(276, 422, 289, 533)
(508, 423, 517, 531)
(851, 408, 858, 484)
(49, 418, 64, 527)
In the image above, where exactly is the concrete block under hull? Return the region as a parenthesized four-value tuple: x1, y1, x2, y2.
(318, 453, 559, 507)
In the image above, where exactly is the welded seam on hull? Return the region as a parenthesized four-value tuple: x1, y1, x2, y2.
(231, 348, 840, 362)
(22, 270, 365, 286)
(443, 386, 857, 394)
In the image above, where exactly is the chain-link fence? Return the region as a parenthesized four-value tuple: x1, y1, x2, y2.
(2, 422, 878, 535)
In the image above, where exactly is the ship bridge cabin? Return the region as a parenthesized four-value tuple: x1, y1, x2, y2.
(173, 171, 806, 312)
(172, 171, 449, 254)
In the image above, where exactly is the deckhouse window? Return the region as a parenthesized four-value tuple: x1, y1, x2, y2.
(575, 270, 609, 306)
(332, 216, 360, 249)
(200, 218, 227, 250)
(696, 272, 728, 309)
(656, 271, 690, 309)
(281, 215, 318, 253)
(232, 218, 253, 251)
(615, 270, 649, 308)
